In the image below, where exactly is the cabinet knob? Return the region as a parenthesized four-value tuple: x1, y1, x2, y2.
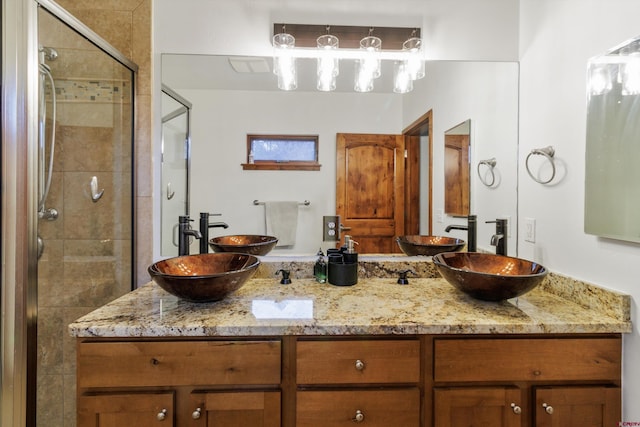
(352, 409, 365, 422)
(354, 359, 365, 371)
(156, 409, 168, 421)
(542, 403, 554, 414)
(510, 403, 522, 414)
(192, 407, 202, 420)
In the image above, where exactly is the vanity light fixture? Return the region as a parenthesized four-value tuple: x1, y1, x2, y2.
(272, 23, 424, 93)
(273, 28, 297, 91)
(316, 29, 339, 92)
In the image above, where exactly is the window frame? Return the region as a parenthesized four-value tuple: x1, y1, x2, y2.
(242, 134, 321, 171)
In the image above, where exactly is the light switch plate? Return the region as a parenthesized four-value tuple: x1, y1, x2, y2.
(525, 218, 536, 243)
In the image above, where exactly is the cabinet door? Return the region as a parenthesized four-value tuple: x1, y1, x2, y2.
(78, 392, 174, 427)
(434, 387, 523, 427)
(190, 390, 280, 427)
(534, 386, 621, 427)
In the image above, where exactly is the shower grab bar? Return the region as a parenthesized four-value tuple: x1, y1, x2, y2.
(90, 176, 105, 202)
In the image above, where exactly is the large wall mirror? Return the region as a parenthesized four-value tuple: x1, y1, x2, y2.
(585, 36, 640, 243)
(160, 54, 519, 256)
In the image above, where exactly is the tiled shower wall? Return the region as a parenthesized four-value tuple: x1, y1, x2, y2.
(37, 1, 152, 426)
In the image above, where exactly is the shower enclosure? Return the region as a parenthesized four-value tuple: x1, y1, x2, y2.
(1, 1, 137, 425)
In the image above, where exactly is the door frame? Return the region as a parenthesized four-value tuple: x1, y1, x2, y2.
(403, 110, 433, 236)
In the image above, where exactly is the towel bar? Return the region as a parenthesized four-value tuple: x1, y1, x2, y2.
(253, 200, 310, 206)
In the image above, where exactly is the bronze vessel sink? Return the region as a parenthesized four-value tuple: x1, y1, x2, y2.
(148, 253, 260, 302)
(396, 235, 466, 256)
(209, 235, 278, 256)
(432, 252, 547, 301)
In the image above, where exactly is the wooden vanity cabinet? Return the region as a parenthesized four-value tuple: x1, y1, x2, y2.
(431, 336, 622, 427)
(76, 334, 622, 427)
(76, 339, 282, 427)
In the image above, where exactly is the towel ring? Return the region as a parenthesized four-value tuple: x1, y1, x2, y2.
(477, 158, 497, 187)
(526, 146, 556, 184)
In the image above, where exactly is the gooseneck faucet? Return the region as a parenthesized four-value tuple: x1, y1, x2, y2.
(486, 218, 508, 256)
(178, 215, 203, 256)
(445, 214, 477, 252)
(199, 212, 229, 254)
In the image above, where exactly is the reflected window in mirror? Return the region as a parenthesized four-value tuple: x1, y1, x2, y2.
(243, 134, 321, 171)
(444, 120, 471, 216)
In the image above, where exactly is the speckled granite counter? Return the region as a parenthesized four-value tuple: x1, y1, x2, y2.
(69, 273, 631, 338)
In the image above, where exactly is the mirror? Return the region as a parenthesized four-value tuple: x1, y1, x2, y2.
(585, 36, 640, 243)
(160, 54, 519, 256)
(160, 85, 191, 256)
(444, 120, 470, 216)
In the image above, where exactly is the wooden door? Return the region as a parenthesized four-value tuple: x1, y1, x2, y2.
(78, 392, 175, 427)
(444, 133, 470, 216)
(534, 387, 620, 427)
(336, 133, 405, 253)
(434, 387, 523, 427)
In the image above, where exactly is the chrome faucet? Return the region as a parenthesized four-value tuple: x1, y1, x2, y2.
(445, 214, 477, 252)
(178, 215, 203, 256)
(199, 212, 229, 254)
(486, 218, 508, 256)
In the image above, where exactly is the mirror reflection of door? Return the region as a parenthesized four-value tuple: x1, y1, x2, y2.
(336, 133, 405, 253)
(161, 86, 191, 256)
(444, 120, 471, 216)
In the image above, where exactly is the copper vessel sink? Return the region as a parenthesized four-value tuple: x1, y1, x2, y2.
(396, 235, 466, 256)
(432, 252, 547, 301)
(148, 253, 260, 302)
(209, 235, 278, 256)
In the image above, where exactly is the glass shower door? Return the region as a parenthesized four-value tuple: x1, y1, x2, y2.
(36, 6, 134, 426)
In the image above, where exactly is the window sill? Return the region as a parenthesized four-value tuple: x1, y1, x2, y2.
(241, 162, 321, 171)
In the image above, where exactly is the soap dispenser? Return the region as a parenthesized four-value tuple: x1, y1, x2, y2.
(343, 238, 358, 264)
(313, 248, 327, 283)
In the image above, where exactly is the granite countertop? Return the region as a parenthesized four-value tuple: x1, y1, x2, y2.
(69, 274, 631, 338)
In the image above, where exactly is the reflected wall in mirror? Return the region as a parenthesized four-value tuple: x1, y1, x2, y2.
(161, 55, 519, 256)
(161, 85, 191, 256)
(585, 35, 640, 243)
(444, 120, 470, 216)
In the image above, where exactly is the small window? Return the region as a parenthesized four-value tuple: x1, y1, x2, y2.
(242, 134, 321, 171)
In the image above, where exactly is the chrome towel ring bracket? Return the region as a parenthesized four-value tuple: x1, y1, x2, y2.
(477, 157, 497, 187)
(526, 146, 556, 184)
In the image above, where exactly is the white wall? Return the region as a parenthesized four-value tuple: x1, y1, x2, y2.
(403, 61, 520, 255)
(183, 89, 402, 254)
(519, 0, 640, 419)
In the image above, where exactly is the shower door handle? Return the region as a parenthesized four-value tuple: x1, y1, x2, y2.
(90, 176, 105, 202)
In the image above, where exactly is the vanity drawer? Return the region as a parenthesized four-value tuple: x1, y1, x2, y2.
(78, 340, 281, 388)
(296, 339, 420, 384)
(434, 336, 621, 382)
(296, 389, 420, 427)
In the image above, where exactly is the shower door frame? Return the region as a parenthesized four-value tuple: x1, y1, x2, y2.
(0, 0, 138, 425)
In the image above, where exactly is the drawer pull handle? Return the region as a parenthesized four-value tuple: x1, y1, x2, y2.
(156, 409, 168, 421)
(542, 403, 554, 414)
(150, 358, 160, 365)
(354, 359, 365, 371)
(510, 403, 522, 414)
(352, 409, 365, 422)
(192, 407, 202, 420)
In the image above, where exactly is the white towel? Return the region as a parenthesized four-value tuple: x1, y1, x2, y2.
(265, 201, 299, 247)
